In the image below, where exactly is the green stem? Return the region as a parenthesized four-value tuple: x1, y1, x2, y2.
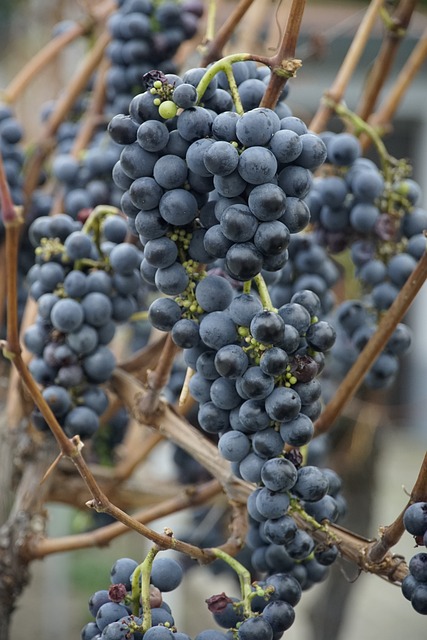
(130, 564, 142, 616)
(129, 310, 149, 322)
(210, 547, 253, 617)
(196, 53, 253, 112)
(81, 204, 120, 232)
(288, 498, 340, 544)
(224, 66, 244, 116)
(74, 258, 106, 271)
(379, 5, 407, 36)
(243, 280, 252, 294)
(288, 497, 324, 532)
(326, 98, 395, 180)
(131, 546, 160, 621)
(254, 273, 274, 310)
(82, 204, 120, 255)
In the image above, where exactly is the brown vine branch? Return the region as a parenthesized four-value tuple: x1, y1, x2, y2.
(314, 249, 427, 437)
(216, 500, 248, 558)
(6, 298, 39, 431)
(310, 0, 384, 133)
(71, 55, 110, 158)
(138, 334, 180, 416)
(201, 0, 257, 66)
(110, 367, 411, 582)
(2, 21, 92, 104)
(5, 349, 85, 458)
(363, 24, 427, 146)
(0, 150, 22, 357)
(0, 441, 58, 637)
(367, 452, 427, 563)
(6, 352, 214, 563)
(85, 493, 214, 563)
(0, 244, 6, 341)
(294, 515, 409, 584)
(84, 0, 117, 23)
(29, 479, 223, 559)
(356, 0, 418, 121)
(259, 0, 306, 111)
(118, 333, 168, 376)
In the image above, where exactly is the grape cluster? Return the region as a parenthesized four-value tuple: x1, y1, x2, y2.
(245, 461, 344, 582)
(108, 65, 328, 339)
(305, 131, 426, 388)
(401, 502, 427, 615)
(207, 573, 299, 639)
(106, 64, 347, 606)
(0, 103, 28, 326)
(82, 553, 307, 639)
(82, 555, 185, 639)
(42, 61, 124, 218)
(23, 211, 145, 439)
(189, 290, 333, 441)
(308, 132, 427, 276)
(331, 303, 412, 388)
(307, 132, 381, 252)
(182, 286, 344, 590)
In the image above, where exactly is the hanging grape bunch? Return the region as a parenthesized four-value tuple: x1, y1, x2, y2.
(91, 56, 350, 639)
(304, 125, 426, 389)
(24, 208, 145, 439)
(81, 551, 306, 639)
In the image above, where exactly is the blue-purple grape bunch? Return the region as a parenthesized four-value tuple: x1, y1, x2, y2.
(106, 65, 347, 609)
(82, 555, 184, 640)
(306, 131, 426, 388)
(181, 283, 344, 596)
(108, 65, 328, 336)
(82, 553, 306, 639)
(401, 502, 427, 615)
(23, 211, 145, 440)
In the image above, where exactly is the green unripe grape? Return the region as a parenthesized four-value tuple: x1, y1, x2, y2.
(158, 100, 178, 119)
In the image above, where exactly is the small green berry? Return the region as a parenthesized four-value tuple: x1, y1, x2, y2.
(158, 100, 178, 119)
